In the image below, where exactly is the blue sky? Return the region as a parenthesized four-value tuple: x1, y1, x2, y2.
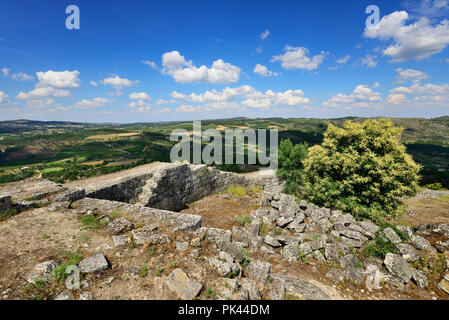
(1, 0, 449, 123)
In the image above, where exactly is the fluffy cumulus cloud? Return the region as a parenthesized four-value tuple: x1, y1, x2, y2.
(0, 91, 8, 104)
(36, 70, 80, 88)
(101, 75, 139, 91)
(70, 97, 111, 110)
(161, 51, 241, 84)
(129, 92, 151, 101)
(271, 46, 327, 71)
(389, 81, 449, 106)
(2, 67, 33, 81)
(364, 11, 449, 62)
(323, 85, 382, 108)
(253, 64, 278, 77)
(16, 87, 71, 100)
(90, 81, 98, 86)
(171, 85, 310, 112)
(395, 68, 429, 83)
(15, 70, 80, 105)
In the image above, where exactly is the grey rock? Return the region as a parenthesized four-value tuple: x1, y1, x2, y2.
(396, 243, 419, 263)
(165, 269, 203, 300)
(106, 217, 133, 235)
(131, 229, 170, 245)
(264, 235, 282, 248)
(282, 243, 300, 262)
(287, 217, 306, 233)
(324, 243, 339, 261)
(78, 253, 109, 274)
(112, 235, 129, 247)
(336, 214, 356, 226)
(248, 221, 260, 237)
(241, 279, 261, 300)
(435, 239, 449, 253)
(359, 220, 380, 234)
(176, 242, 189, 252)
(340, 254, 362, 269)
(298, 243, 312, 256)
(383, 253, 413, 283)
(54, 290, 74, 300)
(207, 228, 232, 244)
(309, 237, 326, 251)
(79, 292, 94, 300)
(268, 277, 286, 300)
(396, 226, 413, 239)
(272, 274, 330, 300)
(341, 236, 368, 248)
(316, 219, 332, 233)
(277, 216, 294, 228)
(55, 188, 85, 203)
(383, 228, 402, 244)
(340, 229, 365, 241)
(232, 226, 249, 247)
(326, 268, 344, 283)
(246, 260, 271, 283)
(28, 260, 59, 283)
(412, 269, 429, 288)
(261, 245, 276, 256)
(410, 235, 432, 251)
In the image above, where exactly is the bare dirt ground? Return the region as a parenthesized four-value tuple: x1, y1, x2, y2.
(398, 195, 449, 227)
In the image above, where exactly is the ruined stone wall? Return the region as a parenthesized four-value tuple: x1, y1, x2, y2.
(140, 164, 264, 211)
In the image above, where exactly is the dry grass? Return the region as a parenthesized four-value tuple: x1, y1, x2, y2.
(398, 195, 449, 227)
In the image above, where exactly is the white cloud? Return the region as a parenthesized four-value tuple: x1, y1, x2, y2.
(16, 87, 71, 100)
(363, 10, 449, 62)
(360, 54, 378, 68)
(70, 97, 111, 110)
(260, 29, 270, 40)
(142, 60, 159, 70)
(395, 68, 429, 83)
(389, 81, 449, 106)
(323, 85, 382, 107)
(336, 55, 351, 64)
(271, 46, 327, 71)
(129, 92, 151, 101)
(11, 72, 33, 81)
(2, 68, 10, 76)
(90, 81, 98, 86)
(101, 75, 139, 91)
(388, 93, 407, 105)
(253, 64, 278, 77)
(161, 51, 241, 84)
(0, 91, 8, 104)
(172, 85, 310, 110)
(36, 70, 80, 88)
(373, 82, 381, 88)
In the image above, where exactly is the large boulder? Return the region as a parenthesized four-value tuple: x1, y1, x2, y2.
(245, 260, 271, 283)
(383, 253, 413, 283)
(79, 253, 109, 274)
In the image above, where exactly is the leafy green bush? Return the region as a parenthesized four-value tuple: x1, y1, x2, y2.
(276, 139, 308, 194)
(301, 119, 421, 221)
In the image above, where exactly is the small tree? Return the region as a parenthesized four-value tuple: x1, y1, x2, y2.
(302, 119, 421, 221)
(277, 139, 308, 194)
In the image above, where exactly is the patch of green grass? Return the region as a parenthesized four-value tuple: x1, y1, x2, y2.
(155, 268, 164, 277)
(235, 214, 251, 226)
(0, 208, 18, 220)
(139, 265, 149, 278)
(363, 233, 397, 259)
(240, 248, 250, 268)
(80, 214, 103, 230)
(205, 287, 218, 299)
(53, 250, 83, 283)
(225, 185, 247, 198)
